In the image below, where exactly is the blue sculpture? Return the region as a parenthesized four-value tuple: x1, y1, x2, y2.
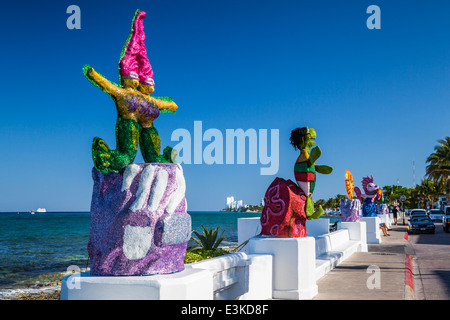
(354, 176, 380, 218)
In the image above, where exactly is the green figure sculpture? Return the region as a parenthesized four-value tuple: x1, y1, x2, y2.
(83, 10, 178, 174)
(290, 127, 333, 219)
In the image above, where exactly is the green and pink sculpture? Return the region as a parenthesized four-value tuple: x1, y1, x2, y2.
(290, 127, 333, 220)
(84, 10, 190, 276)
(260, 127, 333, 237)
(84, 10, 178, 174)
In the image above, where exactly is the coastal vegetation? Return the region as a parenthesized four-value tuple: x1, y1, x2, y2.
(425, 136, 450, 198)
(190, 225, 226, 251)
(222, 204, 263, 213)
(317, 178, 446, 211)
(184, 248, 230, 264)
(184, 225, 230, 263)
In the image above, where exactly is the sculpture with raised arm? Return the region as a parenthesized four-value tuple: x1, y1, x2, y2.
(260, 127, 333, 237)
(82, 10, 191, 277)
(290, 127, 333, 219)
(83, 10, 178, 174)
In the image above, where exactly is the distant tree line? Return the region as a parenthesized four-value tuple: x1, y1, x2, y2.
(315, 136, 450, 211)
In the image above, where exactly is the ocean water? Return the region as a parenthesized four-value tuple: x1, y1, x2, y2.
(0, 211, 259, 293)
(0, 212, 90, 292)
(0, 211, 339, 295)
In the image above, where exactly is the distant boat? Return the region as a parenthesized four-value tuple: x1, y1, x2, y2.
(30, 210, 35, 214)
(36, 208, 46, 213)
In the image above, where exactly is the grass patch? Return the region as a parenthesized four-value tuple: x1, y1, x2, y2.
(184, 248, 230, 264)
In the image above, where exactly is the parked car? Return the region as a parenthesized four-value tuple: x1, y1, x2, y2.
(409, 209, 428, 220)
(442, 206, 450, 233)
(408, 215, 435, 234)
(429, 209, 444, 222)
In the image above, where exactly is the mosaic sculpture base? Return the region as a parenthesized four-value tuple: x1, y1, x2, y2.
(340, 199, 361, 222)
(260, 178, 307, 238)
(362, 198, 377, 217)
(377, 203, 389, 215)
(88, 163, 191, 276)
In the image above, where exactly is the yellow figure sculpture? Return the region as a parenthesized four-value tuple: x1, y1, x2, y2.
(345, 170, 354, 199)
(84, 10, 178, 173)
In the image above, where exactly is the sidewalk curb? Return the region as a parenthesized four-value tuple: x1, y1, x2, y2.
(404, 236, 425, 300)
(404, 254, 415, 300)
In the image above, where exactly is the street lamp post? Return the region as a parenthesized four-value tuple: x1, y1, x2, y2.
(400, 195, 407, 225)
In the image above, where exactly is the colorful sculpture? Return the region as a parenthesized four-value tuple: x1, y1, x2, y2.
(340, 198, 361, 222)
(340, 170, 361, 222)
(259, 127, 333, 237)
(377, 204, 389, 215)
(83, 10, 178, 174)
(85, 10, 190, 276)
(354, 176, 380, 217)
(260, 178, 307, 237)
(376, 190, 389, 215)
(344, 170, 354, 200)
(290, 127, 333, 220)
(88, 163, 189, 276)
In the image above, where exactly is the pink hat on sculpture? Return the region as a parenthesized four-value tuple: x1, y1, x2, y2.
(119, 10, 155, 86)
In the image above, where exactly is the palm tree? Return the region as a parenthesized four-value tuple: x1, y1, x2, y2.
(189, 226, 226, 251)
(409, 184, 421, 208)
(426, 137, 450, 197)
(417, 179, 444, 208)
(415, 183, 425, 208)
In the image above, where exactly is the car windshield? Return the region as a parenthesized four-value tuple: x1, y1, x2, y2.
(411, 212, 426, 215)
(411, 217, 431, 222)
(430, 210, 441, 214)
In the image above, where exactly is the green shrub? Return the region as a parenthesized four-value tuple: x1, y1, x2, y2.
(189, 225, 226, 251)
(184, 248, 229, 264)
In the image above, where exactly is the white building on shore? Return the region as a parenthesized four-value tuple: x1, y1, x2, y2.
(226, 196, 244, 210)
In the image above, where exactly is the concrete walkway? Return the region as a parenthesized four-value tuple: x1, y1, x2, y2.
(313, 224, 413, 300)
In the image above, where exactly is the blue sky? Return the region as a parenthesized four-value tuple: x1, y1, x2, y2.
(0, 0, 449, 212)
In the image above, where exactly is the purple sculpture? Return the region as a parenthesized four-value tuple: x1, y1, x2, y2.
(377, 204, 388, 215)
(88, 163, 191, 276)
(340, 199, 361, 222)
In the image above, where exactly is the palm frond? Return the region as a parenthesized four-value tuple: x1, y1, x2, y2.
(190, 225, 226, 251)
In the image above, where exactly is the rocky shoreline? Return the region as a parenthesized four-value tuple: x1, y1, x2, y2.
(2, 281, 61, 300)
(0, 267, 91, 300)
